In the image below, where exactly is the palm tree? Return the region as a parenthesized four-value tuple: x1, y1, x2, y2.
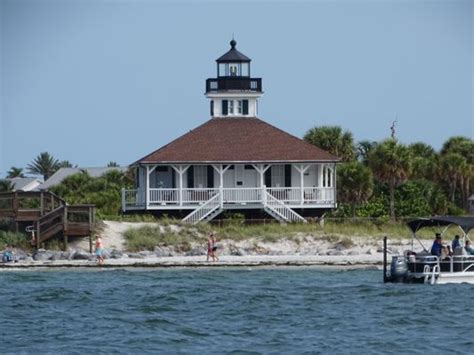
(368, 139, 412, 220)
(439, 153, 467, 203)
(27, 152, 59, 181)
(356, 140, 377, 165)
(6, 167, 25, 178)
(107, 161, 120, 167)
(440, 136, 474, 209)
(408, 142, 437, 181)
(337, 161, 374, 216)
(0, 179, 13, 192)
(304, 126, 355, 161)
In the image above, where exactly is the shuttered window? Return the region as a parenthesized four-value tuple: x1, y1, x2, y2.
(187, 166, 194, 188)
(210, 100, 214, 116)
(222, 100, 228, 115)
(243, 100, 249, 115)
(284, 165, 292, 187)
(207, 166, 214, 188)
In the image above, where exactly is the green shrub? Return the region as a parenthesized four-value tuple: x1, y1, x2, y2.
(0, 231, 31, 251)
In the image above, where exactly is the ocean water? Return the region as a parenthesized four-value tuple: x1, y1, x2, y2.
(0, 267, 473, 354)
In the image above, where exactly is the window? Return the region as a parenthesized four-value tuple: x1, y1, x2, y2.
(210, 100, 214, 116)
(194, 166, 207, 188)
(228, 100, 234, 114)
(237, 100, 242, 114)
(229, 64, 238, 76)
(271, 165, 285, 187)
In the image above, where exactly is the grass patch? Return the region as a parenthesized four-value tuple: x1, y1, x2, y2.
(123, 225, 206, 252)
(122, 218, 471, 252)
(0, 231, 32, 251)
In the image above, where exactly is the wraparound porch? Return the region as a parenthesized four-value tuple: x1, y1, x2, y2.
(123, 163, 336, 223)
(122, 186, 335, 210)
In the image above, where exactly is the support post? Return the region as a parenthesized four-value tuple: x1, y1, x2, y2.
(63, 234, 68, 251)
(145, 165, 150, 209)
(40, 191, 44, 216)
(212, 164, 231, 208)
(294, 164, 310, 205)
(36, 222, 40, 249)
(252, 164, 271, 203)
(89, 235, 93, 254)
(171, 165, 190, 207)
(121, 187, 126, 212)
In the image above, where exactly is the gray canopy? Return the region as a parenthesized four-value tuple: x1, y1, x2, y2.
(407, 216, 474, 234)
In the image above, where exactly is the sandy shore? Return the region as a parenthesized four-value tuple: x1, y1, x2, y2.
(0, 254, 383, 269)
(1, 220, 413, 270)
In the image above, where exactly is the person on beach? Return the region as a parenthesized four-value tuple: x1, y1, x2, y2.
(2, 245, 14, 263)
(207, 234, 213, 262)
(212, 234, 219, 262)
(431, 234, 443, 257)
(95, 236, 105, 266)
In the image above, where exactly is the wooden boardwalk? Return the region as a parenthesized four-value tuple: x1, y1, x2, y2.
(0, 191, 95, 250)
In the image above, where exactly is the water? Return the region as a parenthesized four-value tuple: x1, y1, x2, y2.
(0, 267, 473, 354)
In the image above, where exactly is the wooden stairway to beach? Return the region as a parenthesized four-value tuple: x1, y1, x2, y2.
(0, 191, 95, 249)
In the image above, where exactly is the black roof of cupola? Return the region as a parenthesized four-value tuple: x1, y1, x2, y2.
(216, 39, 251, 62)
(206, 40, 262, 94)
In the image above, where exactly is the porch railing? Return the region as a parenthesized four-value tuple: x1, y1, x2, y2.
(303, 187, 334, 204)
(223, 188, 262, 203)
(122, 187, 336, 210)
(182, 188, 219, 204)
(149, 188, 178, 204)
(267, 187, 300, 204)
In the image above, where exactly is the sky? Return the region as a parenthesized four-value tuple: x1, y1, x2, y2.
(0, 0, 473, 177)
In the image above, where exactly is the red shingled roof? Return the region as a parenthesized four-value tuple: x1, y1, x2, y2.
(136, 117, 339, 164)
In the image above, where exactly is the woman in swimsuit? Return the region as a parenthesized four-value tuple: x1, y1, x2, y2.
(95, 236, 105, 266)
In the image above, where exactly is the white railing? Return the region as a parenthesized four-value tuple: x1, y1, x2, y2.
(264, 191, 307, 223)
(149, 188, 178, 204)
(267, 187, 300, 203)
(303, 187, 334, 204)
(182, 188, 219, 204)
(182, 193, 221, 224)
(123, 186, 336, 210)
(122, 189, 144, 208)
(223, 188, 262, 203)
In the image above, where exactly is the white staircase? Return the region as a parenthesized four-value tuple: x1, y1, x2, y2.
(182, 193, 223, 225)
(264, 191, 307, 224)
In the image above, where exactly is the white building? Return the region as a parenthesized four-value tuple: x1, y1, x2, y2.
(122, 40, 340, 223)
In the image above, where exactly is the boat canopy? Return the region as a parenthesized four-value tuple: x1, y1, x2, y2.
(407, 216, 474, 234)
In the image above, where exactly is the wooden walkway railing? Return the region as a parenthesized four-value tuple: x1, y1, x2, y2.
(0, 191, 95, 250)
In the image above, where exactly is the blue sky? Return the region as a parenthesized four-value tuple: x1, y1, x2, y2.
(1, 0, 472, 177)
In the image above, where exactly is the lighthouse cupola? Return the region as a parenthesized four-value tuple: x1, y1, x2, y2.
(206, 40, 263, 118)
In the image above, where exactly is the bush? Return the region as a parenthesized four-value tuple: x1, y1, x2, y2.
(0, 231, 31, 251)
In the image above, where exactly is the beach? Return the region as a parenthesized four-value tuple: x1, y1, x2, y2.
(0, 220, 416, 269)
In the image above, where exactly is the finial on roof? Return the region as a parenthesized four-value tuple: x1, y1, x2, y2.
(230, 38, 236, 49)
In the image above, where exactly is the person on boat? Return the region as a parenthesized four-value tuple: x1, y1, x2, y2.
(431, 234, 443, 257)
(464, 240, 474, 255)
(95, 236, 105, 266)
(452, 235, 461, 250)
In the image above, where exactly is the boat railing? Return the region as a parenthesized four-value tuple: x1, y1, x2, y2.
(409, 254, 474, 273)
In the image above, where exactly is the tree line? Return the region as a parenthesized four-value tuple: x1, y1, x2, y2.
(304, 126, 473, 219)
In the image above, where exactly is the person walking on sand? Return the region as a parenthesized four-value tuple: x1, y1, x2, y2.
(95, 236, 105, 266)
(207, 233, 214, 262)
(212, 234, 219, 262)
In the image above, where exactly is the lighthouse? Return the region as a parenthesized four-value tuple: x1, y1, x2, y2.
(205, 39, 263, 117)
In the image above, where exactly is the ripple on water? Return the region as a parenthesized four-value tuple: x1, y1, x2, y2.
(1, 268, 474, 353)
